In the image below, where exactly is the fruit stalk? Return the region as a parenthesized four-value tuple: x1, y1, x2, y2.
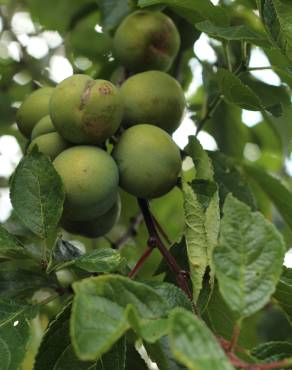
(138, 198, 194, 306)
(128, 246, 153, 278)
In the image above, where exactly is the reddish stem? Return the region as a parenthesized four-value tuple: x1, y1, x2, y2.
(227, 348, 291, 370)
(137, 198, 196, 313)
(229, 322, 241, 352)
(256, 360, 292, 370)
(128, 247, 154, 278)
(152, 213, 172, 245)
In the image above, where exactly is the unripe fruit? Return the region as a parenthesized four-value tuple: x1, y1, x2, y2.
(28, 132, 70, 160)
(50, 74, 123, 144)
(120, 71, 186, 133)
(113, 10, 180, 72)
(16, 87, 54, 138)
(62, 195, 121, 238)
(53, 146, 119, 221)
(31, 115, 55, 140)
(113, 124, 181, 199)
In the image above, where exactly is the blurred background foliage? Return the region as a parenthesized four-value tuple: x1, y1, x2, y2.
(1, 0, 292, 368)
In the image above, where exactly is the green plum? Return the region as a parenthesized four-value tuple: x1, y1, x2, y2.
(62, 195, 121, 238)
(112, 124, 182, 199)
(53, 146, 119, 221)
(120, 71, 186, 133)
(16, 87, 54, 138)
(113, 10, 180, 72)
(50, 74, 123, 144)
(31, 115, 55, 140)
(28, 132, 70, 160)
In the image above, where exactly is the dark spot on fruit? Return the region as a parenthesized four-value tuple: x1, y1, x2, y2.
(80, 80, 95, 110)
(99, 84, 113, 95)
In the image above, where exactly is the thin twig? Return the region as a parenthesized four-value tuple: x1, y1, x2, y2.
(128, 247, 154, 278)
(137, 198, 197, 314)
(195, 95, 223, 136)
(152, 213, 172, 245)
(229, 321, 241, 352)
(114, 213, 144, 249)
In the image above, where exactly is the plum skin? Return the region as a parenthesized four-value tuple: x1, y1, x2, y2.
(28, 132, 70, 160)
(16, 87, 54, 138)
(61, 195, 121, 238)
(50, 74, 124, 145)
(113, 10, 180, 72)
(31, 115, 55, 140)
(112, 124, 182, 199)
(120, 70, 186, 133)
(53, 146, 119, 221)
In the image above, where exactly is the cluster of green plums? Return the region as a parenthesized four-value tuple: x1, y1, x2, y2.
(16, 10, 186, 239)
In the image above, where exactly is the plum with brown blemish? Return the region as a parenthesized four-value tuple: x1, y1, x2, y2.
(113, 10, 180, 72)
(50, 74, 123, 144)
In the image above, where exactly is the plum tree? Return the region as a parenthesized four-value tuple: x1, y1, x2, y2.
(53, 146, 119, 221)
(50, 74, 123, 144)
(16, 87, 54, 138)
(31, 115, 55, 140)
(120, 70, 186, 133)
(61, 195, 121, 238)
(113, 10, 180, 72)
(28, 132, 70, 160)
(113, 124, 182, 199)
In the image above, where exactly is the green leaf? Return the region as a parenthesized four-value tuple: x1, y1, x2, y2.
(206, 100, 250, 158)
(74, 248, 122, 273)
(274, 267, 292, 325)
(35, 304, 94, 370)
(98, 0, 131, 30)
(217, 68, 282, 117)
(48, 241, 122, 273)
(185, 136, 213, 180)
(251, 341, 292, 368)
(156, 238, 189, 283)
(243, 163, 292, 229)
(204, 284, 261, 349)
(47, 239, 83, 273)
(138, 0, 228, 26)
(169, 308, 235, 370)
(241, 74, 290, 113)
(145, 336, 187, 370)
(0, 299, 35, 328)
(71, 275, 172, 361)
(27, 0, 96, 34)
(36, 303, 127, 370)
(213, 195, 285, 318)
(249, 119, 284, 172)
(183, 179, 219, 301)
(96, 337, 126, 370)
(0, 224, 31, 260)
(10, 150, 65, 239)
(125, 343, 148, 370)
(144, 281, 193, 312)
(208, 152, 256, 210)
(259, 0, 292, 61)
(196, 20, 270, 47)
(69, 11, 112, 60)
(0, 267, 56, 298)
(0, 312, 31, 370)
